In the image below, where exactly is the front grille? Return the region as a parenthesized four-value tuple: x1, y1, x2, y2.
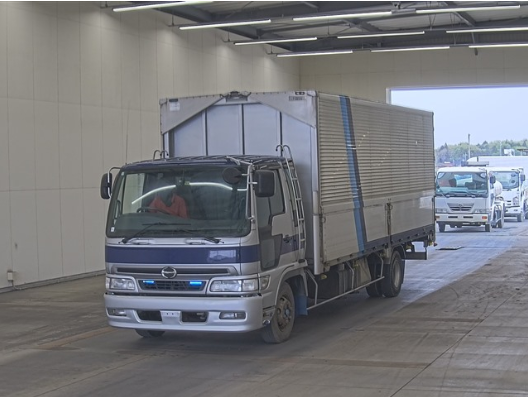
(117, 267, 231, 276)
(448, 203, 473, 212)
(139, 280, 205, 291)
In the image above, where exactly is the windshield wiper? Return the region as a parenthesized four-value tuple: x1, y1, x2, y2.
(121, 222, 187, 244)
(121, 224, 220, 244)
(176, 229, 221, 244)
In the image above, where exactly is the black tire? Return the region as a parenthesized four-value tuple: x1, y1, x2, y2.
(366, 256, 383, 298)
(261, 282, 295, 344)
(135, 329, 165, 338)
(366, 280, 383, 297)
(518, 212, 524, 222)
(438, 223, 446, 233)
(485, 223, 491, 232)
(499, 213, 504, 229)
(381, 251, 404, 298)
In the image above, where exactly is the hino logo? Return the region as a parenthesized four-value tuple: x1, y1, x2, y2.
(161, 267, 177, 279)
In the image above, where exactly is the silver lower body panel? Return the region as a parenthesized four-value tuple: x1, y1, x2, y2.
(104, 293, 265, 332)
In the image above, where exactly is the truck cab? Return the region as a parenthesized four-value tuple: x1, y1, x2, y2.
(488, 166, 528, 222)
(435, 166, 504, 232)
(101, 155, 306, 343)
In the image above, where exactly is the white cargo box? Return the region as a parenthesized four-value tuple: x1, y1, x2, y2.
(160, 91, 435, 272)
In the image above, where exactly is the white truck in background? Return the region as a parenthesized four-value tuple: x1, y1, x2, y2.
(468, 156, 528, 222)
(435, 166, 504, 232)
(100, 91, 436, 343)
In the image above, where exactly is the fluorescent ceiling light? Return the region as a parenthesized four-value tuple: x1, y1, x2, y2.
(180, 19, 271, 30)
(371, 46, 450, 53)
(293, 11, 392, 22)
(113, 1, 211, 12)
(469, 43, 528, 49)
(338, 31, 425, 39)
(447, 26, 528, 34)
(416, 5, 520, 14)
(277, 49, 353, 57)
(234, 37, 318, 46)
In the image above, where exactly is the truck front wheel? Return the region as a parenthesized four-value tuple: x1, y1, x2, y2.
(485, 223, 491, 232)
(261, 282, 295, 344)
(381, 251, 404, 298)
(438, 223, 446, 233)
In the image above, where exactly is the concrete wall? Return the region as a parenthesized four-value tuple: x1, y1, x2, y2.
(0, 1, 300, 289)
(300, 47, 528, 102)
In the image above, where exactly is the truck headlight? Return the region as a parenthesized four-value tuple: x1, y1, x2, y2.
(106, 277, 136, 291)
(210, 278, 259, 292)
(474, 209, 488, 214)
(513, 196, 520, 206)
(436, 208, 448, 214)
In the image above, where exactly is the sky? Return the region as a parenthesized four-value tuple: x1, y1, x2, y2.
(390, 86, 528, 148)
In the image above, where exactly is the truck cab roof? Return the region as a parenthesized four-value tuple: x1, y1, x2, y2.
(437, 166, 488, 173)
(121, 155, 288, 171)
(487, 166, 524, 173)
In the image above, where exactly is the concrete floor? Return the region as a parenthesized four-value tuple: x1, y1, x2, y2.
(2, 220, 528, 397)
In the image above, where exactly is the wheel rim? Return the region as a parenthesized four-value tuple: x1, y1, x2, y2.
(276, 295, 293, 331)
(392, 256, 402, 287)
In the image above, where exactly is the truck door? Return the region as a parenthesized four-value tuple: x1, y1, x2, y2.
(255, 169, 296, 270)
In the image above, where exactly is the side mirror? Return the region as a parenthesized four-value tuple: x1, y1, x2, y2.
(100, 173, 113, 200)
(254, 170, 275, 197)
(522, 174, 526, 182)
(490, 175, 496, 185)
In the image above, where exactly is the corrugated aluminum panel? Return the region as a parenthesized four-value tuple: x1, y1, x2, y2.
(317, 94, 357, 206)
(316, 94, 435, 265)
(317, 94, 361, 262)
(349, 99, 435, 200)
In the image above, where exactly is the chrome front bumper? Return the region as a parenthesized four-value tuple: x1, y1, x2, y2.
(104, 293, 266, 332)
(505, 206, 522, 217)
(435, 213, 489, 225)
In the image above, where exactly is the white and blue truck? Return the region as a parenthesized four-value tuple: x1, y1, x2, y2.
(100, 91, 436, 343)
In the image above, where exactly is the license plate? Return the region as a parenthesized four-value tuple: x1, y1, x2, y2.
(161, 310, 181, 324)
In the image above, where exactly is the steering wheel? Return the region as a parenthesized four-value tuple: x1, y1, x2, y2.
(136, 207, 171, 215)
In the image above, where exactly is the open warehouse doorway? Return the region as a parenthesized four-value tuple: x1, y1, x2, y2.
(389, 86, 528, 165)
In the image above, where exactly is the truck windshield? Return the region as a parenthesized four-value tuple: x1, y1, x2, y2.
(493, 171, 520, 190)
(436, 171, 489, 197)
(106, 164, 250, 239)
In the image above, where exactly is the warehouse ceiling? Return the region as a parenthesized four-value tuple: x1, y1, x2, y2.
(109, 1, 528, 55)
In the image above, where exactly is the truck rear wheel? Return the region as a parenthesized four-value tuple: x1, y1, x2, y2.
(366, 256, 383, 297)
(261, 282, 295, 344)
(381, 251, 403, 298)
(135, 329, 165, 338)
(366, 279, 383, 297)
